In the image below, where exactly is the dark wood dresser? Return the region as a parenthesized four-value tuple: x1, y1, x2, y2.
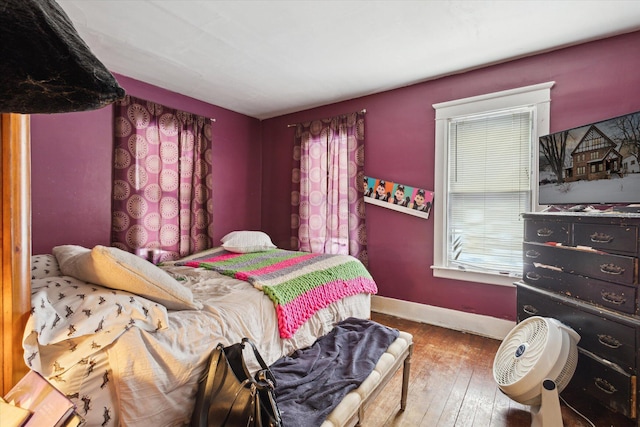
(517, 211, 640, 423)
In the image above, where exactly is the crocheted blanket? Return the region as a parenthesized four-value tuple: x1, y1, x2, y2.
(177, 249, 377, 338)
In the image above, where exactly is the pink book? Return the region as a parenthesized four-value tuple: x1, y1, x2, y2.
(4, 371, 75, 427)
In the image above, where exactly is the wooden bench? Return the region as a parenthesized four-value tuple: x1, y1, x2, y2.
(321, 331, 413, 427)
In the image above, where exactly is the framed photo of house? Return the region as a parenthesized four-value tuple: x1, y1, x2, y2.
(363, 176, 433, 219)
(538, 110, 640, 206)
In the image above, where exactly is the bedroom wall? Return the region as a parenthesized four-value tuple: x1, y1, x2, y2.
(260, 30, 640, 322)
(31, 74, 262, 255)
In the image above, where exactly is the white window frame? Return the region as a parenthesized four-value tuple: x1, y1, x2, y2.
(432, 82, 554, 286)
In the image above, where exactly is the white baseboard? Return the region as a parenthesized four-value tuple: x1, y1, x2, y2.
(371, 295, 515, 340)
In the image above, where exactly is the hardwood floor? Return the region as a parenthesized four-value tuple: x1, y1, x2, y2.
(365, 312, 634, 427)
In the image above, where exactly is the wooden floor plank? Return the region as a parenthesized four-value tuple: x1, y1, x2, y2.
(421, 333, 476, 426)
(458, 337, 502, 426)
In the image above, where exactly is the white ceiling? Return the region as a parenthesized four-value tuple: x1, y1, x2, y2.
(57, 0, 640, 120)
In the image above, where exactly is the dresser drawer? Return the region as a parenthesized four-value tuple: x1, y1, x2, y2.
(523, 263, 638, 314)
(568, 349, 636, 419)
(523, 242, 637, 285)
(524, 219, 570, 245)
(517, 283, 637, 373)
(573, 222, 639, 255)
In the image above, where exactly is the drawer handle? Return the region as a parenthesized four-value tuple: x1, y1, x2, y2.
(525, 272, 540, 281)
(536, 227, 553, 237)
(525, 250, 540, 259)
(600, 290, 627, 306)
(590, 232, 614, 244)
(597, 334, 622, 349)
(594, 377, 617, 395)
(523, 305, 538, 315)
(600, 263, 625, 275)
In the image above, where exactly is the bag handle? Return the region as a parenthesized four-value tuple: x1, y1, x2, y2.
(240, 338, 277, 388)
(191, 343, 225, 427)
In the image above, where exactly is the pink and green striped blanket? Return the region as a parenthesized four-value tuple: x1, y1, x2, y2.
(177, 248, 377, 338)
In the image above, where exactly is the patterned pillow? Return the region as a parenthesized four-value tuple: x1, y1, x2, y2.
(31, 254, 62, 280)
(221, 230, 277, 253)
(29, 275, 168, 346)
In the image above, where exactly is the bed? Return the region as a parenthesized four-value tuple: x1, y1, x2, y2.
(22, 234, 376, 427)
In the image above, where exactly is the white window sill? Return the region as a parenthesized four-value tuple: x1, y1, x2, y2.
(431, 265, 519, 287)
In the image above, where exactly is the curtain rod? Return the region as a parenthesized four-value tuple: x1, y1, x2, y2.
(286, 109, 366, 127)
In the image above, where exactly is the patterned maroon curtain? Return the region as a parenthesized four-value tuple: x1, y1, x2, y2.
(291, 111, 367, 265)
(112, 95, 213, 262)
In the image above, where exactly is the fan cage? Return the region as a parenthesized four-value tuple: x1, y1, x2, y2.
(493, 317, 549, 386)
(492, 316, 579, 406)
(553, 338, 578, 392)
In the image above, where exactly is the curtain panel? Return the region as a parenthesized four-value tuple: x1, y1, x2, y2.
(112, 95, 214, 261)
(291, 111, 367, 264)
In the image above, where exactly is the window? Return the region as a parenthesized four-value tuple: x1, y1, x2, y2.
(433, 82, 554, 286)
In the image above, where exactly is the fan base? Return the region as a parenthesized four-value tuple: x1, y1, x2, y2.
(531, 379, 563, 427)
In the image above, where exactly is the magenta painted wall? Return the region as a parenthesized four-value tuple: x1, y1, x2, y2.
(260, 31, 640, 321)
(31, 73, 262, 255)
(31, 107, 113, 254)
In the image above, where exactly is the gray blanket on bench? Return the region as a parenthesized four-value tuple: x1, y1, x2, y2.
(269, 317, 399, 427)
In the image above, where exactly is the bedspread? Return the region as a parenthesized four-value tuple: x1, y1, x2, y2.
(24, 265, 371, 426)
(177, 248, 378, 338)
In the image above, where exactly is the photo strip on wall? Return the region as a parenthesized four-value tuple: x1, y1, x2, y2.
(363, 176, 433, 219)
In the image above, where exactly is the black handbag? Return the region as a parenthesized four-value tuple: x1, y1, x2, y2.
(191, 338, 282, 427)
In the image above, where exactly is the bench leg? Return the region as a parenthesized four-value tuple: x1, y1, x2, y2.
(400, 343, 413, 411)
(356, 405, 365, 426)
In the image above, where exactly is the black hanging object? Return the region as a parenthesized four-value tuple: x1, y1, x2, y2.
(0, 0, 125, 113)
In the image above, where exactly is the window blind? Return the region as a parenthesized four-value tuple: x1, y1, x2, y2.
(446, 108, 533, 274)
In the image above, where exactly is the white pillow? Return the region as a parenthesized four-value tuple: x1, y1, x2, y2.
(53, 245, 202, 310)
(221, 230, 276, 253)
(53, 244, 92, 278)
